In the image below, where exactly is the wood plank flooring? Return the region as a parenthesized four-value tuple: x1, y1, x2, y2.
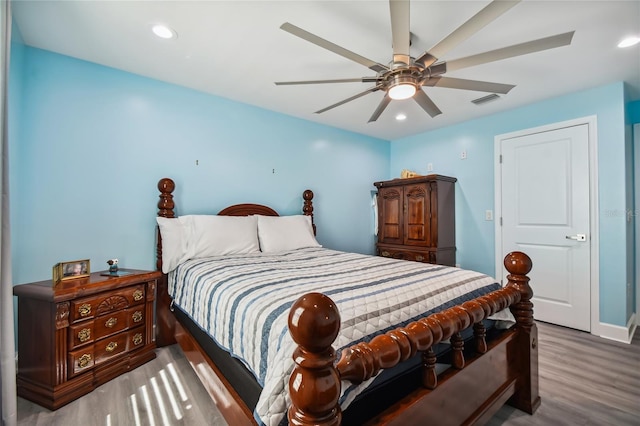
(17, 322, 639, 425)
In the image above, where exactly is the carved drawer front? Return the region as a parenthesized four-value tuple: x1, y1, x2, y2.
(128, 307, 145, 327)
(69, 321, 95, 350)
(70, 285, 145, 323)
(94, 333, 129, 366)
(94, 310, 128, 341)
(379, 247, 432, 264)
(68, 347, 96, 378)
(128, 326, 146, 352)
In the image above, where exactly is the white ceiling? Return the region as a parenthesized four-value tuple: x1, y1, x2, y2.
(11, 0, 640, 141)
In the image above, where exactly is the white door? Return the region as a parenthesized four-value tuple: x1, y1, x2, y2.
(498, 123, 591, 331)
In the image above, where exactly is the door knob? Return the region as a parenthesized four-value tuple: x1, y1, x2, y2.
(565, 234, 586, 241)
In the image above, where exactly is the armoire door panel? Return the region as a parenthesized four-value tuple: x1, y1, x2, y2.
(404, 184, 431, 246)
(378, 187, 404, 245)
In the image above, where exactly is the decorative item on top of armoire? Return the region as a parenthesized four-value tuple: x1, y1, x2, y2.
(400, 169, 421, 178)
(374, 174, 457, 266)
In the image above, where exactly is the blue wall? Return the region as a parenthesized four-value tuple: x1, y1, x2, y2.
(10, 46, 389, 285)
(9, 41, 635, 328)
(391, 83, 630, 326)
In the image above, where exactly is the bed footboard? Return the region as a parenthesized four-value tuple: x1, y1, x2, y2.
(287, 251, 539, 425)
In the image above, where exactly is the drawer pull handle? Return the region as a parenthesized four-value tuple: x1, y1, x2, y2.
(78, 354, 92, 368)
(105, 317, 118, 328)
(132, 311, 143, 323)
(381, 251, 390, 257)
(78, 328, 91, 343)
(133, 333, 143, 346)
(78, 304, 91, 317)
(415, 255, 424, 261)
(106, 342, 118, 352)
(133, 290, 144, 302)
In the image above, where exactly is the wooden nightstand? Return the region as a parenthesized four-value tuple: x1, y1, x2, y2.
(13, 269, 160, 410)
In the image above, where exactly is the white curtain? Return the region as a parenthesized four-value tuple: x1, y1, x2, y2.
(0, 0, 16, 425)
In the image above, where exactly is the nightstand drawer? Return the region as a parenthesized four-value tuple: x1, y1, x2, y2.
(128, 326, 146, 352)
(70, 284, 145, 323)
(94, 310, 129, 341)
(69, 322, 95, 350)
(94, 333, 129, 365)
(68, 347, 95, 378)
(128, 307, 145, 327)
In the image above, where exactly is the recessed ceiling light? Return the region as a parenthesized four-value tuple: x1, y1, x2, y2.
(395, 113, 407, 121)
(152, 24, 177, 40)
(617, 36, 640, 48)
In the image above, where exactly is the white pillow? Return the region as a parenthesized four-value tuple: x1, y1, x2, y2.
(257, 215, 321, 252)
(189, 215, 260, 258)
(156, 216, 191, 274)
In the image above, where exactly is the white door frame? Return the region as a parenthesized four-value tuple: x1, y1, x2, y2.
(494, 115, 600, 335)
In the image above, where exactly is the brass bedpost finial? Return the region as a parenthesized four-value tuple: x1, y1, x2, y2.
(288, 292, 341, 426)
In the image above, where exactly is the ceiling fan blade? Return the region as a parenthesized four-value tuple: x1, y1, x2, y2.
(368, 95, 392, 123)
(281, 23, 389, 73)
(414, 90, 442, 118)
(425, 76, 515, 94)
(446, 31, 575, 72)
(315, 86, 381, 114)
(389, 0, 411, 64)
(416, 0, 521, 67)
(275, 77, 378, 85)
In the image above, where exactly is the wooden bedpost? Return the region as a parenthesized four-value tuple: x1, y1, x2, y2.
(288, 292, 341, 426)
(302, 189, 316, 235)
(504, 251, 541, 414)
(156, 178, 177, 347)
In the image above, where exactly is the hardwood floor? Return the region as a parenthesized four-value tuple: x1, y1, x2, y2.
(17, 322, 639, 425)
(16, 344, 226, 426)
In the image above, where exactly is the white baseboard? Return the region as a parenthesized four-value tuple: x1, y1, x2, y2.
(598, 314, 637, 344)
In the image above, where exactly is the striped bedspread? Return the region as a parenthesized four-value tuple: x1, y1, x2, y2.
(168, 247, 502, 426)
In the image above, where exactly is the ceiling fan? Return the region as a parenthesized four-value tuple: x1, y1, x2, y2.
(275, 0, 574, 122)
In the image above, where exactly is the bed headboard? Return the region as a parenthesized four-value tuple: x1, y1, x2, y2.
(156, 177, 315, 272)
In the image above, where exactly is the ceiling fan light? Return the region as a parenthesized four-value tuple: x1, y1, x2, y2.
(388, 83, 416, 100)
(617, 36, 640, 48)
(152, 24, 177, 39)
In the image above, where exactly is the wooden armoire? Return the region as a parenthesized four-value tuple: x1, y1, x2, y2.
(374, 174, 457, 266)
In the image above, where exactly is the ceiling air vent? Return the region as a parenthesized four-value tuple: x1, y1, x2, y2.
(471, 94, 500, 105)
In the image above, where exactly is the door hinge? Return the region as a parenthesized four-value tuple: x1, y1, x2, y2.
(500, 217, 503, 226)
(499, 154, 503, 164)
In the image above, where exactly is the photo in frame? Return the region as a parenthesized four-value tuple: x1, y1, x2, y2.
(53, 259, 91, 284)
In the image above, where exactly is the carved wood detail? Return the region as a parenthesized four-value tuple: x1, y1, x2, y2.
(474, 322, 488, 354)
(96, 296, 128, 316)
(157, 177, 175, 273)
(287, 293, 341, 426)
(56, 302, 70, 329)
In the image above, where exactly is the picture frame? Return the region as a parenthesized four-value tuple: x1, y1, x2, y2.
(53, 259, 91, 283)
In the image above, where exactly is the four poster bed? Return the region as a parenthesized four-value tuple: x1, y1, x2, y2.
(154, 177, 540, 426)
